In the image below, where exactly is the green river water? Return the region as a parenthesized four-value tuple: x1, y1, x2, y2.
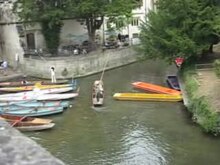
(26, 60, 220, 165)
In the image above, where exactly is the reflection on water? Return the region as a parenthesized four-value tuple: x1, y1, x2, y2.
(27, 60, 220, 165)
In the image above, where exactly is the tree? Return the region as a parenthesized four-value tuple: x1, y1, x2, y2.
(139, 0, 220, 62)
(13, 0, 68, 54)
(66, 0, 138, 49)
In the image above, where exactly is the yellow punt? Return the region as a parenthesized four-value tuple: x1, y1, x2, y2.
(0, 83, 72, 92)
(113, 93, 182, 102)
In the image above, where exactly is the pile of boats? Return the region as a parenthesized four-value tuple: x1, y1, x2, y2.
(0, 80, 79, 131)
(113, 75, 183, 102)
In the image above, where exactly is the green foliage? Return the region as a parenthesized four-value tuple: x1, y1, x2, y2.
(13, 0, 138, 51)
(189, 97, 220, 134)
(13, 0, 68, 54)
(213, 59, 220, 78)
(66, 0, 137, 45)
(41, 21, 62, 55)
(139, 0, 220, 62)
(181, 65, 198, 99)
(185, 75, 198, 99)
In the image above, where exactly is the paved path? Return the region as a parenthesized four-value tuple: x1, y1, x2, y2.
(0, 67, 24, 82)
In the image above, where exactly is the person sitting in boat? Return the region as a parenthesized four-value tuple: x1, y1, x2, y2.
(21, 76, 29, 84)
(21, 80, 28, 84)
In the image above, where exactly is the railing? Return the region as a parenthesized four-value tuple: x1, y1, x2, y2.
(195, 63, 213, 70)
(23, 42, 131, 59)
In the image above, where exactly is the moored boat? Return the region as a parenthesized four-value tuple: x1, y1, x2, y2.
(14, 100, 70, 108)
(0, 101, 29, 106)
(0, 86, 75, 98)
(132, 82, 181, 95)
(37, 92, 79, 101)
(0, 100, 70, 111)
(92, 80, 104, 106)
(2, 106, 64, 117)
(11, 122, 55, 131)
(0, 80, 69, 87)
(0, 83, 74, 92)
(0, 114, 52, 124)
(0, 91, 79, 101)
(166, 75, 180, 91)
(113, 93, 182, 102)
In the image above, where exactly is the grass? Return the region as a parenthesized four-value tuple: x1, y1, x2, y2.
(181, 64, 220, 135)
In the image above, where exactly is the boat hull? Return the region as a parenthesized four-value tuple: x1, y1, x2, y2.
(132, 82, 181, 95)
(113, 93, 182, 102)
(92, 80, 104, 106)
(2, 107, 64, 117)
(0, 80, 69, 87)
(0, 83, 74, 92)
(166, 75, 180, 91)
(12, 122, 55, 131)
(0, 92, 78, 101)
(14, 100, 70, 108)
(0, 114, 52, 124)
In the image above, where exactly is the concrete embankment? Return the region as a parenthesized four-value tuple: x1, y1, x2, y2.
(0, 120, 64, 164)
(23, 47, 139, 79)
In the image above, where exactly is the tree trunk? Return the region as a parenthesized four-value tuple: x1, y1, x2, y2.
(209, 44, 213, 53)
(86, 16, 104, 51)
(41, 21, 62, 56)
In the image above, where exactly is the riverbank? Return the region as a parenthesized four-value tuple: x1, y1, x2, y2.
(0, 120, 64, 164)
(0, 67, 23, 82)
(181, 44, 220, 135)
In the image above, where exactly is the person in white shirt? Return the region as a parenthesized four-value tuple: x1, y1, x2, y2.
(0, 60, 8, 75)
(50, 67, 56, 83)
(14, 53, 19, 70)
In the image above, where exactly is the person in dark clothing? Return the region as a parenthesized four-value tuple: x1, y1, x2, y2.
(118, 33, 122, 42)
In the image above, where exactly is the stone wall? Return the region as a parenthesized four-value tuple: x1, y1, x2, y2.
(23, 47, 139, 79)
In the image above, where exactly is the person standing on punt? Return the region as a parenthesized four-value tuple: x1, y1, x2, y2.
(14, 53, 19, 70)
(50, 66, 56, 83)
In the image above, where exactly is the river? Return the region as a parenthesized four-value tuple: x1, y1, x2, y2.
(26, 60, 220, 165)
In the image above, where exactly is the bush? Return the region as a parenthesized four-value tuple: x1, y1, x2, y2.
(182, 64, 220, 135)
(189, 97, 220, 134)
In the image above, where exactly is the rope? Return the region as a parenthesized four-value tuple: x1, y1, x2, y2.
(99, 52, 109, 82)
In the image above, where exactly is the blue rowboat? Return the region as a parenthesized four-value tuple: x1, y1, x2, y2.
(1, 106, 64, 117)
(14, 100, 70, 108)
(0, 101, 30, 107)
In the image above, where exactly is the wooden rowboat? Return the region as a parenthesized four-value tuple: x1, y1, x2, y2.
(113, 93, 182, 102)
(2, 106, 64, 117)
(0, 86, 75, 98)
(11, 122, 55, 131)
(0, 80, 69, 87)
(132, 82, 181, 95)
(14, 100, 70, 108)
(0, 114, 52, 124)
(92, 80, 104, 106)
(0, 101, 28, 106)
(0, 101, 70, 111)
(0, 83, 74, 92)
(166, 75, 180, 91)
(0, 92, 79, 101)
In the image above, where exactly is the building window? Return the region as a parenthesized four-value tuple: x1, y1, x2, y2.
(132, 33, 139, 38)
(131, 17, 140, 26)
(26, 33, 35, 49)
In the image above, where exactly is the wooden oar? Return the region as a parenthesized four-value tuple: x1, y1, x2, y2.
(11, 108, 37, 127)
